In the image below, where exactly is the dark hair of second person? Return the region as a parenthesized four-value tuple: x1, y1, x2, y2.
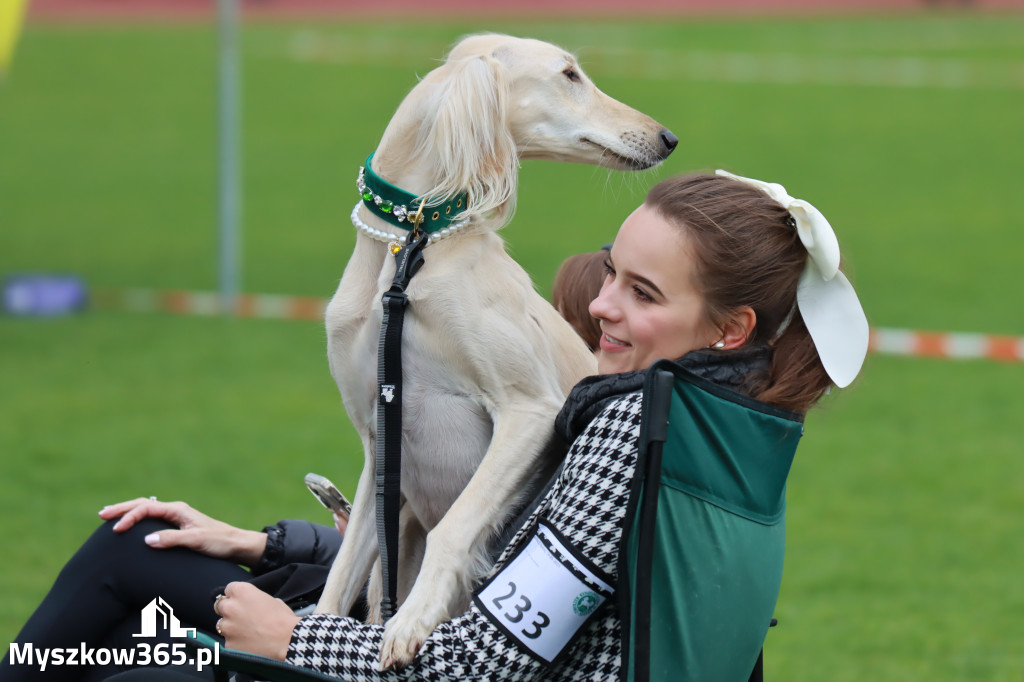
(552, 249, 608, 352)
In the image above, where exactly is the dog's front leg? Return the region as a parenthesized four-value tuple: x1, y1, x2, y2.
(378, 396, 561, 669)
(315, 455, 381, 617)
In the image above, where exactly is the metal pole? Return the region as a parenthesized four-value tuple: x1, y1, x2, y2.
(217, 0, 241, 315)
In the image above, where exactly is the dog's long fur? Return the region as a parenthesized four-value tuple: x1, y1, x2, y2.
(315, 34, 675, 669)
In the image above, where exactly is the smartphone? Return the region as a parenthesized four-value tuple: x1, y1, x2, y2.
(304, 473, 352, 521)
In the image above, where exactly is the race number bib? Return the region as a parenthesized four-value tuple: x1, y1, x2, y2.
(474, 520, 614, 664)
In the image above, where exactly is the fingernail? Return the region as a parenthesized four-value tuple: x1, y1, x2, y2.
(144, 533, 160, 546)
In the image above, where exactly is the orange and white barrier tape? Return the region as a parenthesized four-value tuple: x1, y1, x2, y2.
(92, 287, 327, 322)
(869, 327, 1023, 363)
(93, 288, 1024, 363)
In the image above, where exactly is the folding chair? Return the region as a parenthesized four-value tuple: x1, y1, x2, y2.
(618, 360, 803, 682)
(183, 632, 335, 682)
(184, 360, 803, 682)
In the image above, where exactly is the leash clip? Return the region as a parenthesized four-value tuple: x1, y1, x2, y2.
(407, 197, 428, 240)
(389, 197, 428, 254)
(385, 228, 428, 299)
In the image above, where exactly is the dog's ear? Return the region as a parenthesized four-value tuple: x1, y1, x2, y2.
(414, 54, 518, 225)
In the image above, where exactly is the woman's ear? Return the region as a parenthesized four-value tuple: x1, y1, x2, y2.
(719, 306, 757, 350)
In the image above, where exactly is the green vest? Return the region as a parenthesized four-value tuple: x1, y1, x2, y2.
(620, 360, 804, 682)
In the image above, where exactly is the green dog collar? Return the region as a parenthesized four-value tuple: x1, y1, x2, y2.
(357, 154, 468, 234)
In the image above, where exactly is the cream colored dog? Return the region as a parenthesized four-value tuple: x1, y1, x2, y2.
(316, 33, 676, 669)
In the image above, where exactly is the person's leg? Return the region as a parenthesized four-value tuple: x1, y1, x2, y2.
(3, 518, 251, 681)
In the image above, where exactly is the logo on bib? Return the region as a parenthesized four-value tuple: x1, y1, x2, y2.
(572, 591, 600, 617)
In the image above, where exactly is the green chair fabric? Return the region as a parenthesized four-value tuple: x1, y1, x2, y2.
(619, 361, 803, 682)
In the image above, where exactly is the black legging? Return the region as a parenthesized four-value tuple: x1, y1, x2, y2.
(2, 518, 251, 681)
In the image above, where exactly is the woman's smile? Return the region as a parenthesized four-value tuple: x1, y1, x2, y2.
(599, 332, 631, 352)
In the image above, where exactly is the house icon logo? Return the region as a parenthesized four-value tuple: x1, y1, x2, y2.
(133, 597, 197, 638)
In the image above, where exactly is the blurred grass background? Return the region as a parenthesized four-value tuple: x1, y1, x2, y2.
(1, 10, 1023, 680)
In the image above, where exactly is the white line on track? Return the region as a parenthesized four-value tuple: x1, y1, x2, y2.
(282, 31, 1024, 90)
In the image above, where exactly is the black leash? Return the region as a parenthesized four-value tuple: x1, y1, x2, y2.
(375, 229, 427, 621)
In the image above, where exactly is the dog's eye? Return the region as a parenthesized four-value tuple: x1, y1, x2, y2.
(562, 67, 581, 83)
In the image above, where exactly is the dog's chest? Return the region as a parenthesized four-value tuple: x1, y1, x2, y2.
(325, 261, 493, 428)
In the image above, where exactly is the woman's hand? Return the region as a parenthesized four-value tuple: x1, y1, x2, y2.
(333, 512, 348, 537)
(214, 582, 300, 660)
(98, 498, 267, 567)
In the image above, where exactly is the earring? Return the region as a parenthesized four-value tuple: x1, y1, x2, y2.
(712, 340, 725, 349)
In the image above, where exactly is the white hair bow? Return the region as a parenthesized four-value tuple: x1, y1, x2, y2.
(715, 169, 869, 388)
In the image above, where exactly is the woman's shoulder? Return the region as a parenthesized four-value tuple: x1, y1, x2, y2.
(589, 391, 645, 429)
(555, 371, 645, 444)
(570, 391, 645, 458)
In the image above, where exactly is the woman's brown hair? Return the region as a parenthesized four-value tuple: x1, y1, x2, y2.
(646, 173, 836, 414)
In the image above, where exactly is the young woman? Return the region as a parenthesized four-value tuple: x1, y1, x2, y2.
(208, 170, 869, 680)
(5, 170, 867, 681)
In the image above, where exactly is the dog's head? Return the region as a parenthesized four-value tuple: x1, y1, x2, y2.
(452, 34, 676, 170)
(377, 33, 676, 226)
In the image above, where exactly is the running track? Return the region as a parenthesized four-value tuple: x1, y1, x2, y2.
(27, 0, 1024, 22)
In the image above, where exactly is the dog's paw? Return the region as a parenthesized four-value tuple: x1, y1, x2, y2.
(378, 634, 422, 671)
(378, 604, 447, 671)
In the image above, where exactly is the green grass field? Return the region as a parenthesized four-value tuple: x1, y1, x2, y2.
(2, 11, 1023, 680)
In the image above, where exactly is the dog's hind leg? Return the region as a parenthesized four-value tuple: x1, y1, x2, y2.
(366, 505, 426, 624)
(315, 456, 381, 617)
(397, 507, 427, 605)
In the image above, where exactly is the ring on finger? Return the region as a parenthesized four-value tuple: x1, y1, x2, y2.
(214, 593, 226, 612)
(149, 496, 157, 501)
(216, 618, 224, 636)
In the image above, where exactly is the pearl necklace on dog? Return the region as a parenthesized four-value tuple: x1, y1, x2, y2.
(350, 201, 470, 247)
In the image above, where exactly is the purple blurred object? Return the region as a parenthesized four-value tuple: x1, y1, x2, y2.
(2, 274, 89, 316)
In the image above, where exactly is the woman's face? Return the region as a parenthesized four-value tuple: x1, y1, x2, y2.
(589, 204, 717, 375)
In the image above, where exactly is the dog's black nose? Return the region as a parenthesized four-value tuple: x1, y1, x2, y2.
(659, 129, 679, 156)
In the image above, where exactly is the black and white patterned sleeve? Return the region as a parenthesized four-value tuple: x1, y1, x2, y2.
(285, 393, 644, 682)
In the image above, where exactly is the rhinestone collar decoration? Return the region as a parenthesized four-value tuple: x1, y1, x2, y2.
(355, 153, 469, 236)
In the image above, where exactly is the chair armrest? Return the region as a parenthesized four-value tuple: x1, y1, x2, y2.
(181, 632, 347, 682)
